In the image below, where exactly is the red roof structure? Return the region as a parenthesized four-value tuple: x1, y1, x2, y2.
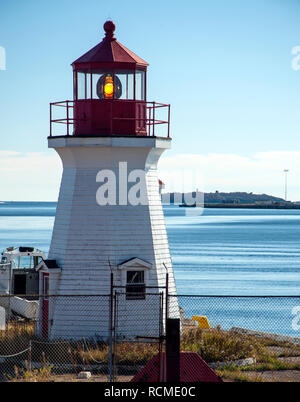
(72, 21, 148, 71)
(50, 21, 171, 138)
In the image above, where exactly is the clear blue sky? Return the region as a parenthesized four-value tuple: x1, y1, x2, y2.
(1, 0, 300, 200)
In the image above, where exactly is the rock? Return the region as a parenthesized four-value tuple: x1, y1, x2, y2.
(78, 371, 92, 379)
(209, 357, 256, 369)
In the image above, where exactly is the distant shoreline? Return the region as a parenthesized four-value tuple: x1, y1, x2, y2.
(179, 203, 300, 209)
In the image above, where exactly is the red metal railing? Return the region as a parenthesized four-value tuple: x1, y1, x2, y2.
(50, 101, 75, 137)
(49, 100, 170, 138)
(147, 102, 171, 138)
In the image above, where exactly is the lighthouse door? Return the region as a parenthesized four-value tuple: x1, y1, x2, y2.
(42, 273, 49, 338)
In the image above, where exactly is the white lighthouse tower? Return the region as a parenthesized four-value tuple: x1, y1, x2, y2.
(37, 21, 179, 340)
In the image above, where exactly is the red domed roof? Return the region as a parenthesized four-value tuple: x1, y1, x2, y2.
(72, 21, 148, 70)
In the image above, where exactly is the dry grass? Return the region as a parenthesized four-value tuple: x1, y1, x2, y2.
(78, 341, 158, 366)
(6, 356, 53, 382)
(0, 321, 35, 355)
(1, 321, 300, 382)
(181, 327, 266, 362)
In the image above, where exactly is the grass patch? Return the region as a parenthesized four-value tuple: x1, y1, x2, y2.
(181, 328, 266, 363)
(6, 356, 53, 382)
(216, 368, 265, 382)
(241, 358, 300, 372)
(78, 341, 158, 366)
(0, 321, 35, 355)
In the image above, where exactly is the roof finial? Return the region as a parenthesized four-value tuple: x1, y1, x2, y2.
(103, 20, 116, 41)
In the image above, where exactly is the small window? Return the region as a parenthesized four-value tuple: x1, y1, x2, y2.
(126, 270, 145, 300)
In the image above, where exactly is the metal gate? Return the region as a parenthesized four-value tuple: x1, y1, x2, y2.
(109, 274, 168, 381)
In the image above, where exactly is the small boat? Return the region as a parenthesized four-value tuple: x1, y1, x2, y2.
(0, 246, 45, 297)
(0, 246, 46, 319)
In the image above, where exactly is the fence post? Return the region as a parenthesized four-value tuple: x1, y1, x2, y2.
(109, 272, 113, 382)
(7, 262, 12, 323)
(113, 291, 117, 381)
(159, 292, 164, 382)
(163, 273, 169, 382)
(165, 273, 169, 323)
(28, 340, 32, 372)
(166, 319, 180, 382)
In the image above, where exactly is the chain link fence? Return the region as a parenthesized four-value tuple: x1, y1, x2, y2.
(0, 293, 299, 382)
(172, 295, 300, 383)
(0, 294, 111, 382)
(110, 291, 164, 382)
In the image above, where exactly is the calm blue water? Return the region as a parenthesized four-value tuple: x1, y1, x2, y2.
(1, 202, 299, 296)
(0, 201, 299, 336)
(0, 202, 56, 258)
(164, 205, 300, 296)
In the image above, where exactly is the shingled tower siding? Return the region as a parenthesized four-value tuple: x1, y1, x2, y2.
(45, 136, 179, 340)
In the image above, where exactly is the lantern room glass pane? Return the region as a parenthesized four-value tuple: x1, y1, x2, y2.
(76, 71, 91, 99)
(77, 70, 145, 100)
(114, 70, 134, 100)
(135, 70, 145, 101)
(77, 71, 86, 99)
(86, 73, 91, 99)
(91, 70, 134, 100)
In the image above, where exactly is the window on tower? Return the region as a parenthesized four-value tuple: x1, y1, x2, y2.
(126, 270, 145, 300)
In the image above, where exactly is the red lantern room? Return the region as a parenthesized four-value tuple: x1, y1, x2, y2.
(50, 21, 170, 138)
